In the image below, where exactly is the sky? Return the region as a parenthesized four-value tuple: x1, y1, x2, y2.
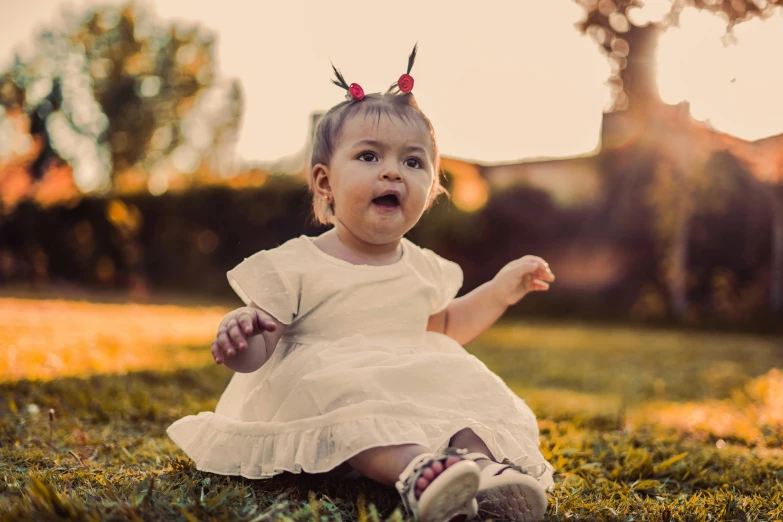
(2, 0, 783, 168)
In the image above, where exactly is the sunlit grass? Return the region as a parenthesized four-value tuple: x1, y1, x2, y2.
(475, 322, 782, 402)
(469, 320, 783, 448)
(0, 298, 227, 382)
(1, 301, 782, 520)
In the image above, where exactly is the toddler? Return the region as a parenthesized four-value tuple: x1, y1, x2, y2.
(168, 44, 556, 522)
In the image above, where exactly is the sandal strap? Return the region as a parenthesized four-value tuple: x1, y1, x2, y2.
(460, 452, 492, 462)
(496, 457, 530, 476)
(460, 453, 532, 477)
(395, 447, 469, 516)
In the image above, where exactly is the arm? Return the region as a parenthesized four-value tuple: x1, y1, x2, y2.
(426, 281, 507, 345)
(427, 255, 555, 345)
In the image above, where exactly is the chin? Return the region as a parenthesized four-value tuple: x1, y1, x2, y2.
(362, 224, 403, 242)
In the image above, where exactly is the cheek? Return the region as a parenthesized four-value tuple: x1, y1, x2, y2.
(413, 174, 434, 197)
(341, 183, 372, 207)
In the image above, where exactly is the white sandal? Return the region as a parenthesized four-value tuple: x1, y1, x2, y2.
(395, 447, 481, 522)
(460, 452, 547, 522)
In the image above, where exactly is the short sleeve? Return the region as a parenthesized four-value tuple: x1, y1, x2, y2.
(226, 248, 300, 325)
(421, 247, 464, 314)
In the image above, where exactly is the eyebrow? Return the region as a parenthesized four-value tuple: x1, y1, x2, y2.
(352, 139, 428, 156)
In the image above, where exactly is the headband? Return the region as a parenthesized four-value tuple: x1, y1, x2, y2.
(330, 43, 418, 101)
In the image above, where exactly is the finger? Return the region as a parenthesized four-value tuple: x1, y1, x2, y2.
(227, 322, 247, 351)
(526, 258, 549, 270)
(211, 340, 223, 364)
(519, 259, 554, 281)
(254, 310, 277, 332)
(531, 279, 550, 291)
(217, 329, 235, 357)
(531, 255, 549, 267)
(517, 259, 542, 276)
(519, 255, 546, 265)
(521, 273, 534, 292)
(521, 274, 548, 292)
(535, 264, 556, 282)
(237, 313, 254, 335)
(212, 339, 224, 364)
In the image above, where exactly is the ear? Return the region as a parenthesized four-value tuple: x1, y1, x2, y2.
(312, 163, 332, 197)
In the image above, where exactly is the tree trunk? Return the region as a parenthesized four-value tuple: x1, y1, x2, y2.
(669, 206, 691, 321)
(771, 188, 783, 315)
(620, 23, 663, 117)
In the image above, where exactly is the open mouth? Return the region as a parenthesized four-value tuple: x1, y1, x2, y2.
(372, 194, 400, 208)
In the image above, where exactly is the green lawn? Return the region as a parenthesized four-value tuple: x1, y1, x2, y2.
(1, 299, 782, 521)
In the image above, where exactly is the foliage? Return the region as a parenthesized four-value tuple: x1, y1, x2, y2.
(0, 2, 242, 195)
(1, 164, 779, 331)
(1, 298, 782, 520)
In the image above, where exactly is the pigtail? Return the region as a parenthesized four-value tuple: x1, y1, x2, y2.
(385, 42, 418, 95)
(330, 61, 365, 100)
(330, 63, 350, 91)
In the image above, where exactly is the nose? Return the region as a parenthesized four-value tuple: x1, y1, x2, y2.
(380, 166, 402, 182)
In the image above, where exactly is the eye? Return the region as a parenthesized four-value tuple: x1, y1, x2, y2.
(405, 157, 423, 169)
(357, 151, 377, 162)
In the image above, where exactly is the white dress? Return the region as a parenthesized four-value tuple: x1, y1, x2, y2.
(166, 235, 555, 491)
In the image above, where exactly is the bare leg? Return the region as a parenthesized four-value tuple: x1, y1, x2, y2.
(347, 444, 429, 486)
(347, 444, 462, 499)
(449, 428, 496, 470)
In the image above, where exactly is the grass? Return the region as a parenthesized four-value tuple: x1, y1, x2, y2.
(1, 298, 783, 521)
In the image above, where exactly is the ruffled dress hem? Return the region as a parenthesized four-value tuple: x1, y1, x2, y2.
(166, 412, 555, 491)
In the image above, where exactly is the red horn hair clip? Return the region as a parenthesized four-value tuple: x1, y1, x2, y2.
(330, 62, 364, 100)
(330, 42, 419, 100)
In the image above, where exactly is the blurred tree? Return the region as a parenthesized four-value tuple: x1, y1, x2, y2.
(0, 2, 245, 295)
(574, 0, 778, 115)
(193, 79, 243, 184)
(0, 2, 242, 196)
(574, 0, 780, 320)
(28, 79, 63, 180)
(727, 137, 783, 316)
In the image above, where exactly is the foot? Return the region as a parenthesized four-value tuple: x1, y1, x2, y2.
(413, 455, 464, 500)
(395, 450, 481, 522)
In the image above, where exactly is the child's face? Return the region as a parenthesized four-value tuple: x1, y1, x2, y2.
(314, 112, 435, 243)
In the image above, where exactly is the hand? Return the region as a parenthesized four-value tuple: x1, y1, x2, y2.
(212, 307, 278, 365)
(490, 255, 555, 307)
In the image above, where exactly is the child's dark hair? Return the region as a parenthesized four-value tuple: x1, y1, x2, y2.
(308, 93, 450, 226)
